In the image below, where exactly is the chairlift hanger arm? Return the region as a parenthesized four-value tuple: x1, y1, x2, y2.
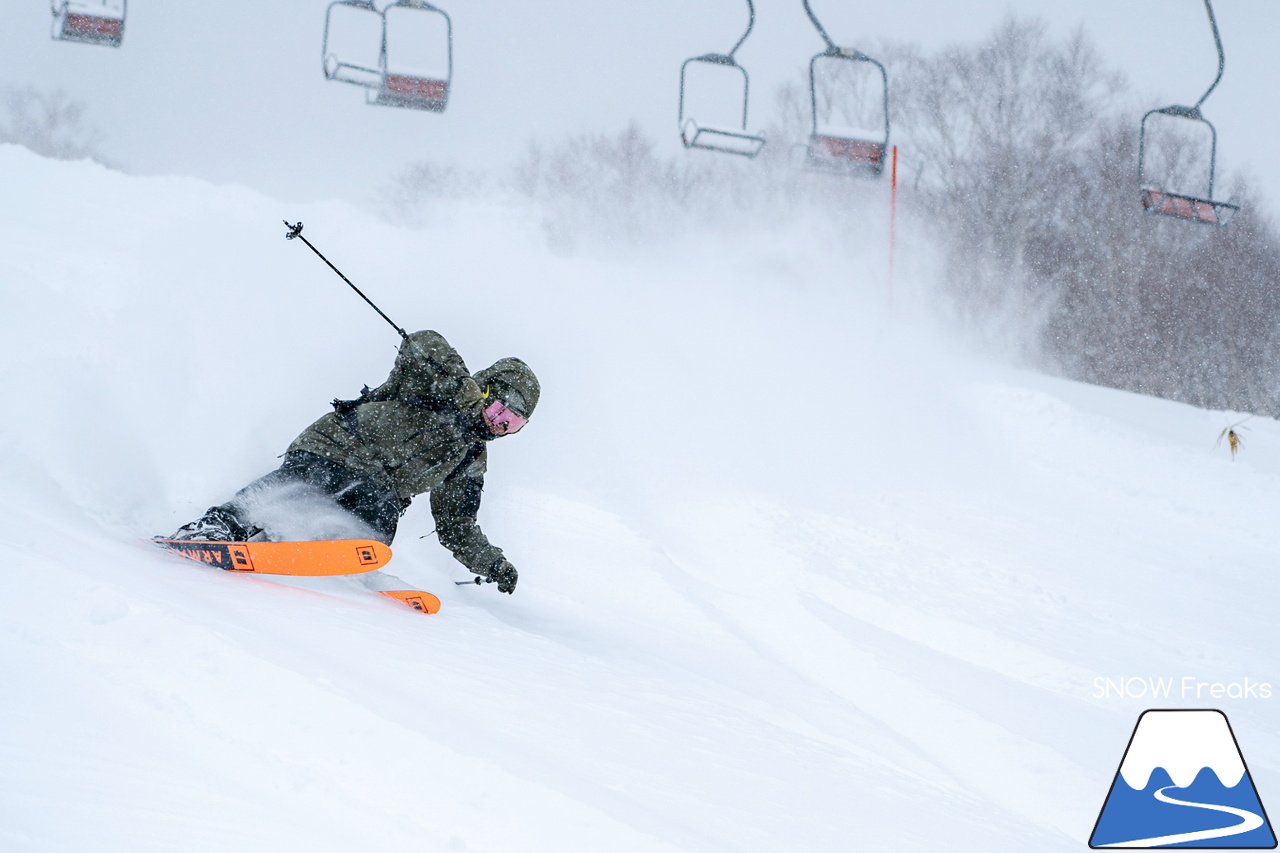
(802, 0, 837, 52)
(802, 0, 875, 60)
(1141, 0, 1225, 123)
(727, 0, 755, 59)
(1195, 0, 1226, 110)
(690, 0, 754, 67)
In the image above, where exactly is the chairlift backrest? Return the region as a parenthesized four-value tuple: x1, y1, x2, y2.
(384, 1, 451, 80)
(1139, 106, 1218, 198)
(677, 0, 764, 158)
(51, 0, 125, 47)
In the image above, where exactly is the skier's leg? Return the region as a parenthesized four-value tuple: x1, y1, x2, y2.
(279, 452, 401, 544)
(168, 457, 314, 541)
(330, 480, 401, 544)
(169, 452, 398, 543)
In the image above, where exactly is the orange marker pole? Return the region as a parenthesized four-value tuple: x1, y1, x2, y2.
(888, 145, 898, 308)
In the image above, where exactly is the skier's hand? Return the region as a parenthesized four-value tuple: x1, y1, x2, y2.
(489, 558, 518, 594)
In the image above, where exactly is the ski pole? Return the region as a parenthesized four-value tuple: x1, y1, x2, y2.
(455, 577, 496, 586)
(283, 221, 409, 341)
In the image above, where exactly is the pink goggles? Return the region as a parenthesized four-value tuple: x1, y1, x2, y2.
(483, 399, 529, 435)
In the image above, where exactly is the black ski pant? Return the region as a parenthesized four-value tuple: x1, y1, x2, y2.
(218, 451, 402, 544)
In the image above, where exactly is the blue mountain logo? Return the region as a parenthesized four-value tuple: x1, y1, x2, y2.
(1090, 709, 1276, 848)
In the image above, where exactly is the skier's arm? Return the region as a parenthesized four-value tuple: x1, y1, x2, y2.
(430, 470, 506, 577)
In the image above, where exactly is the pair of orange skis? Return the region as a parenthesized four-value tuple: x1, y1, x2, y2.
(152, 539, 441, 614)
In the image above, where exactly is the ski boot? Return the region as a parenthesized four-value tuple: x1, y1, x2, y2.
(167, 506, 249, 542)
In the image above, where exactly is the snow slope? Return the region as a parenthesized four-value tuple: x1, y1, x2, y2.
(2, 144, 1279, 852)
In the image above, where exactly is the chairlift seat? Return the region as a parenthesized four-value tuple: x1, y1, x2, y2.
(64, 13, 121, 40)
(681, 120, 764, 158)
(1140, 188, 1238, 227)
(325, 53, 382, 89)
(52, 1, 124, 47)
(808, 134, 883, 166)
(372, 75, 448, 111)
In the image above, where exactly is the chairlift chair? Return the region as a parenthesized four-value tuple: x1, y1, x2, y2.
(51, 0, 125, 48)
(323, 0, 385, 88)
(678, 0, 765, 158)
(801, 0, 889, 176)
(1136, 0, 1239, 226)
(322, 0, 452, 113)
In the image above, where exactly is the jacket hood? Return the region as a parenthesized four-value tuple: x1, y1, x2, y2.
(473, 357, 540, 419)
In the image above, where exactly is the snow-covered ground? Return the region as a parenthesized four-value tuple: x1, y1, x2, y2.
(2, 144, 1278, 851)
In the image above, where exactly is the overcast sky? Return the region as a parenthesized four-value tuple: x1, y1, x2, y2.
(6, 1, 1278, 214)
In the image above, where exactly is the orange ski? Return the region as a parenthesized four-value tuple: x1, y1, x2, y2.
(378, 589, 442, 614)
(153, 539, 391, 576)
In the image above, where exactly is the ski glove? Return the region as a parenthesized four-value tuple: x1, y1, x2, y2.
(488, 558, 518, 595)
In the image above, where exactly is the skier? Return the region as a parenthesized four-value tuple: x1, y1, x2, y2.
(167, 329, 538, 594)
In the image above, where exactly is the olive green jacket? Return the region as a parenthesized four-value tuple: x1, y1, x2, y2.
(287, 330, 503, 574)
